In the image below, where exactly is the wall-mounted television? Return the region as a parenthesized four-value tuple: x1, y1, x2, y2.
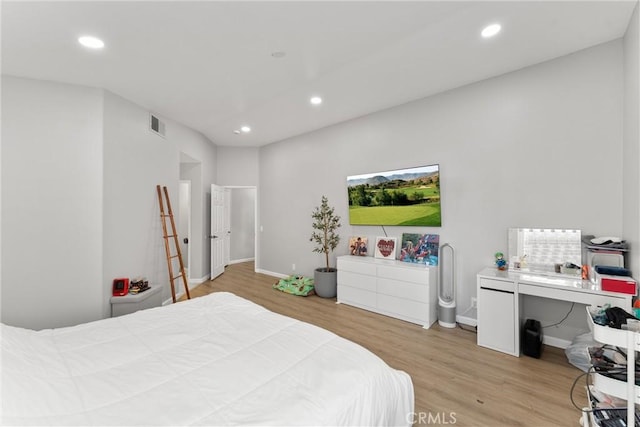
(347, 164, 441, 226)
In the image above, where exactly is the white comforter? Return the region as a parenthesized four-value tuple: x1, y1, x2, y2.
(1, 292, 414, 426)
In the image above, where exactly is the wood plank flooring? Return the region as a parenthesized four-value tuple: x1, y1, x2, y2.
(182, 262, 588, 426)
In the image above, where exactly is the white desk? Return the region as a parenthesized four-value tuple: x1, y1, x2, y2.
(477, 267, 632, 356)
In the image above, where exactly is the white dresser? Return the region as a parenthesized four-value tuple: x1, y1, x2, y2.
(337, 255, 438, 328)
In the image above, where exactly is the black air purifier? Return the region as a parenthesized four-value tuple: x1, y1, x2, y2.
(522, 319, 543, 358)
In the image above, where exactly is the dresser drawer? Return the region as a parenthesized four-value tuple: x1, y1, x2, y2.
(479, 277, 515, 293)
(338, 285, 376, 308)
(339, 271, 375, 291)
(377, 278, 429, 303)
(338, 258, 376, 276)
(378, 294, 429, 325)
(378, 264, 429, 284)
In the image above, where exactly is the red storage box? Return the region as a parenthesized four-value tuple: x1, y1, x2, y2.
(597, 274, 637, 295)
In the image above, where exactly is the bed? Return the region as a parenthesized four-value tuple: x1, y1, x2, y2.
(1, 292, 414, 426)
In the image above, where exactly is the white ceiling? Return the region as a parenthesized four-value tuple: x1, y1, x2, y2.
(2, 1, 637, 147)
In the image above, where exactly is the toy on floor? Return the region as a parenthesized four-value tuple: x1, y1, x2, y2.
(273, 275, 315, 296)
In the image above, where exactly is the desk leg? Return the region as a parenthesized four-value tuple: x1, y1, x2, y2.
(515, 293, 522, 357)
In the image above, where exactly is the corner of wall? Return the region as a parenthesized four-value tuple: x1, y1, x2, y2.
(622, 1, 640, 279)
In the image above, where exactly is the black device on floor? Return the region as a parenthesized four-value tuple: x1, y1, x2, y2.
(522, 318, 542, 358)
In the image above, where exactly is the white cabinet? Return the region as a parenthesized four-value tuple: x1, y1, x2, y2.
(336, 256, 437, 328)
(477, 277, 517, 356)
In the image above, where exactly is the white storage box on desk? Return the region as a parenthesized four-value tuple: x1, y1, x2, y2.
(586, 306, 640, 425)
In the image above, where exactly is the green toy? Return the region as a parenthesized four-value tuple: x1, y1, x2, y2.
(495, 252, 507, 270)
(273, 275, 315, 296)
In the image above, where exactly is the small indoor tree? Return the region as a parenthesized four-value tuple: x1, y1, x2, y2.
(310, 195, 341, 272)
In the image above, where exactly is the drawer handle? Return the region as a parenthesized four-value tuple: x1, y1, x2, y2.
(480, 287, 514, 294)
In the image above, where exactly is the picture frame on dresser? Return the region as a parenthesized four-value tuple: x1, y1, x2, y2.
(374, 236, 396, 259)
(399, 233, 440, 266)
(349, 236, 369, 256)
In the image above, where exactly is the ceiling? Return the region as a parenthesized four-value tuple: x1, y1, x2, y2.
(2, 1, 637, 147)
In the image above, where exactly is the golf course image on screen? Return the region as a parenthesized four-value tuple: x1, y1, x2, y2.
(347, 164, 441, 226)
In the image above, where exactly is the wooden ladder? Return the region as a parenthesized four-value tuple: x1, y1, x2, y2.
(156, 185, 190, 303)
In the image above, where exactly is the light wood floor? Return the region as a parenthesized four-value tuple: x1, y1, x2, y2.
(182, 262, 587, 426)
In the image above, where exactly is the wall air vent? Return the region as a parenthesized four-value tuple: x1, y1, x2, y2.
(149, 113, 166, 138)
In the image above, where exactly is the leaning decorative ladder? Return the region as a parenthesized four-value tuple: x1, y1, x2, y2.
(156, 185, 191, 303)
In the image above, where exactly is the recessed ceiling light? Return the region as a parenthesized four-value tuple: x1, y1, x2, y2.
(481, 23, 501, 39)
(78, 36, 105, 49)
(271, 51, 286, 58)
(233, 130, 241, 135)
(240, 126, 251, 133)
(310, 96, 322, 105)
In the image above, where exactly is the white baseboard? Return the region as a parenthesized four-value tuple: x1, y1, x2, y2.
(457, 306, 477, 327)
(456, 315, 477, 327)
(543, 335, 571, 349)
(229, 257, 255, 265)
(189, 275, 210, 285)
(255, 268, 288, 279)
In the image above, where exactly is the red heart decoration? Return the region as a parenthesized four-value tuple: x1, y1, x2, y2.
(377, 239, 395, 257)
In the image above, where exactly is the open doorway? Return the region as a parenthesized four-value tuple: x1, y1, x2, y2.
(179, 152, 203, 287)
(178, 180, 191, 280)
(226, 186, 257, 265)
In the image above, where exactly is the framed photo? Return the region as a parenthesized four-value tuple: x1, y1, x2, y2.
(374, 236, 397, 260)
(349, 236, 369, 257)
(399, 233, 440, 266)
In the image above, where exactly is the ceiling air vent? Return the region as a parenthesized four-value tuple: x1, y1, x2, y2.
(149, 113, 166, 138)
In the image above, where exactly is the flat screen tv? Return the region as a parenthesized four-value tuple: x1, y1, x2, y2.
(347, 164, 441, 226)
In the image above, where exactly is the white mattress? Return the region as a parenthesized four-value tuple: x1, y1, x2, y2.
(1, 292, 414, 426)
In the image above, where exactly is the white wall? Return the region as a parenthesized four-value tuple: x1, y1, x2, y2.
(623, 3, 640, 279)
(258, 41, 624, 314)
(102, 91, 218, 309)
(1, 76, 104, 329)
(175, 127, 218, 283)
(216, 147, 259, 187)
(2, 77, 218, 328)
(102, 91, 179, 310)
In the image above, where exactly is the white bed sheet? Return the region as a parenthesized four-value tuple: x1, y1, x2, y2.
(1, 292, 413, 426)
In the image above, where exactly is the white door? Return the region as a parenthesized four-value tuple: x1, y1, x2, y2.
(210, 184, 226, 280)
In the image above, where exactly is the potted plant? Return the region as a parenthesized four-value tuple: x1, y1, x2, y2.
(310, 195, 341, 298)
